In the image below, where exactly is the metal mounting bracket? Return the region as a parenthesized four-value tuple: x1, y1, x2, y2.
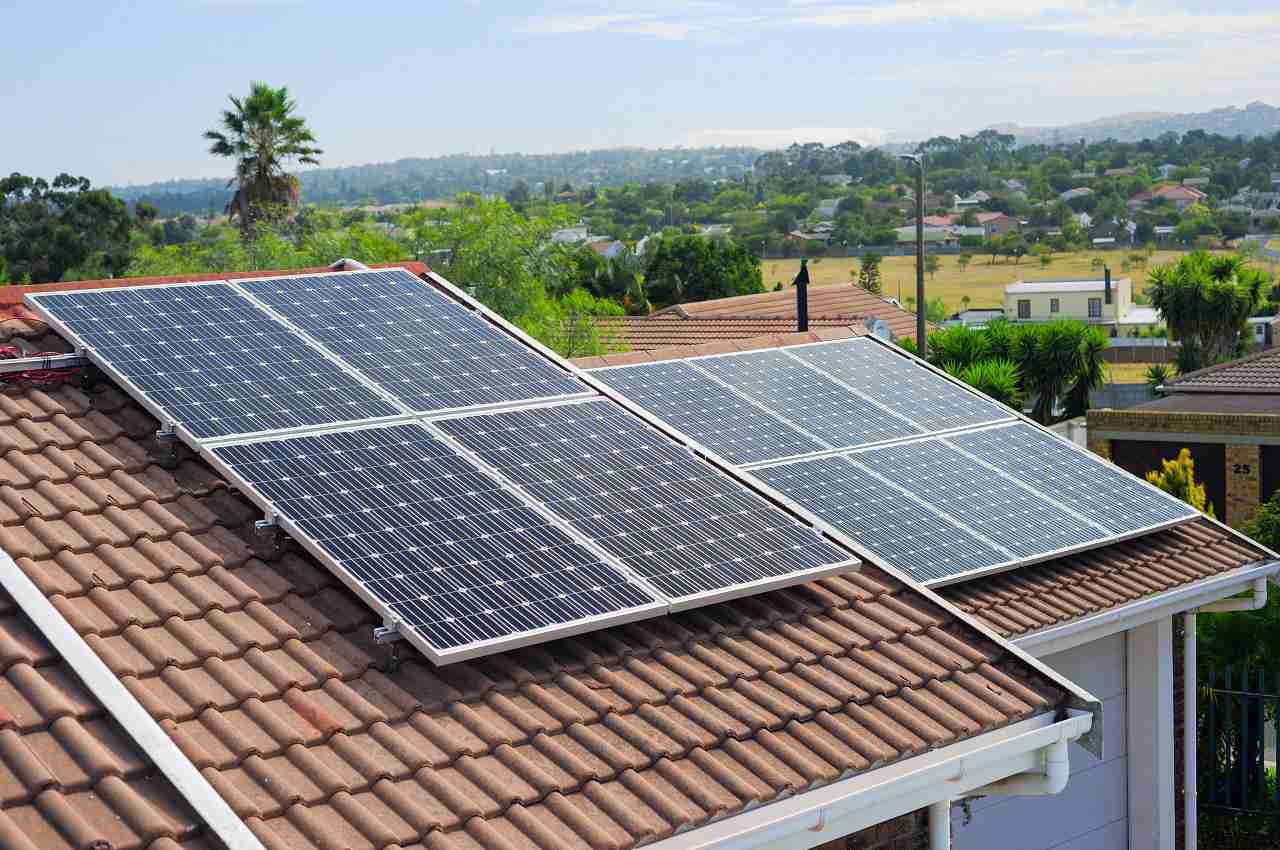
(375, 621, 405, 673)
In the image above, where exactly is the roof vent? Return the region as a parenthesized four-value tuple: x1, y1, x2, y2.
(794, 260, 810, 333)
(864, 317, 896, 342)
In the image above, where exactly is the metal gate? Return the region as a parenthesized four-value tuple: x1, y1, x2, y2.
(1201, 666, 1279, 823)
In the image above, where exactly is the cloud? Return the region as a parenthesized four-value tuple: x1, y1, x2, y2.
(520, 13, 653, 34)
(686, 127, 890, 148)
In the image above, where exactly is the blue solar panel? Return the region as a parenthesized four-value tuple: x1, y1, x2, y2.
(791, 339, 1013, 433)
(238, 269, 586, 413)
(947, 423, 1198, 533)
(212, 424, 661, 659)
(692, 349, 922, 450)
(29, 284, 398, 440)
(596, 360, 824, 464)
(437, 400, 858, 602)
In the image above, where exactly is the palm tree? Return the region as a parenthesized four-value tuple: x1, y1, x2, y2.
(204, 82, 322, 235)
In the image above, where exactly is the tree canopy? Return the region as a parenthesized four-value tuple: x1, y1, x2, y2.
(643, 234, 762, 307)
(1146, 251, 1270, 370)
(0, 173, 136, 283)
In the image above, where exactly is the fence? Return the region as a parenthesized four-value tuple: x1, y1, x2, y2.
(1200, 666, 1279, 829)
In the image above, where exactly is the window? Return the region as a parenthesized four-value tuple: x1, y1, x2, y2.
(1088, 297, 1102, 318)
(1017, 299, 1031, 319)
(1050, 298, 1060, 314)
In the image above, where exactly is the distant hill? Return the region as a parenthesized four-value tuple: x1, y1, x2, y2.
(110, 147, 762, 217)
(985, 101, 1280, 145)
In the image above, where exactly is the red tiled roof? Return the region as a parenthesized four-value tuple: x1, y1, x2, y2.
(937, 519, 1267, 637)
(0, 278, 1070, 850)
(595, 317, 865, 352)
(1163, 346, 1280, 394)
(579, 335, 1272, 637)
(650, 284, 923, 342)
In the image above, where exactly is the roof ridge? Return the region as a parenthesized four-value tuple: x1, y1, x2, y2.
(1167, 344, 1280, 390)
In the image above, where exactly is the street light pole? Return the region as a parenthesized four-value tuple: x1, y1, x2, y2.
(899, 153, 927, 358)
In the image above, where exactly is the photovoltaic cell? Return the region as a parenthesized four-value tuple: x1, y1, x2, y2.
(850, 438, 1104, 558)
(212, 424, 660, 656)
(755, 455, 1010, 582)
(29, 284, 398, 439)
(239, 269, 586, 413)
(597, 360, 824, 464)
(947, 423, 1198, 533)
(437, 400, 858, 602)
(693, 349, 922, 450)
(791, 339, 1013, 432)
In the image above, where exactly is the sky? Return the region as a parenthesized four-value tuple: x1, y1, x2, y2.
(4, 0, 1279, 186)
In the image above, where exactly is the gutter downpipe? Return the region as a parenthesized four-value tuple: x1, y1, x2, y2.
(1197, 576, 1268, 613)
(927, 801, 949, 850)
(1184, 611, 1197, 850)
(963, 738, 1071, 797)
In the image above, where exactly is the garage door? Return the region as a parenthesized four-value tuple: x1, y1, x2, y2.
(952, 633, 1129, 850)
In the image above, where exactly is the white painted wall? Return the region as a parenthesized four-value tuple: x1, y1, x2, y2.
(952, 632, 1129, 850)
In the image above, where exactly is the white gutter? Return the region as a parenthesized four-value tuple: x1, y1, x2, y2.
(1198, 576, 1269, 613)
(1013, 560, 1280, 658)
(638, 711, 1092, 850)
(964, 738, 1069, 796)
(1184, 611, 1197, 850)
(0, 553, 265, 850)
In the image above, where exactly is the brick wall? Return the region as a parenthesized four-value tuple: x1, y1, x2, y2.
(1088, 408, 1280, 526)
(815, 809, 931, 850)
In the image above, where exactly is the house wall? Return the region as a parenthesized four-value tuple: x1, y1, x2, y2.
(1004, 280, 1133, 324)
(952, 634, 1129, 850)
(815, 808, 929, 850)
(1089, 408, 1280, 526)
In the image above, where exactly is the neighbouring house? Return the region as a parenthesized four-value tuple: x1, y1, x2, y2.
(1004, 274, 1163, 336)
(1104, 167, 1136, 177)
(1154, 225, 1177, 242)
(1059, 187, 1093, 202)
(551, 225, 595, 244)
(1246, 314, 1280, 348)
(632, 280, 926, 343)
(976, 211, 1015, 237)
(698, 223, 733, 238)
(588, 239, 626, 259)
(953, 190, 991, 209)
(1127, 184, 1208, 212)
(945, 307, 1006, 328)
(579, 330, 1280, 850)
(0, 265, 1121, 850)
(894, 225, 949, 245)
(913, 213, 1011, 239)
(1005, 178, 1028, 193)
(1076, 211, 1094, 229)
(1089, 344, 1280, 525)
(1182, 177, 1211, 189)
(1157, 163, 1179, 180)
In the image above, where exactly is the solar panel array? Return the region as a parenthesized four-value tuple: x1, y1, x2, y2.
(592, 338, 1200, 585)
(29, 269, 861, 663)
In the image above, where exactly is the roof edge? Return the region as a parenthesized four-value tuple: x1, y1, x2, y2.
(0, 551, 267, 850)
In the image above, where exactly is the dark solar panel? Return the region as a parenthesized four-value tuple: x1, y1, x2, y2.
(238, 269, 586, 413)
(596, 360, 824, 464)
(30, 284, 398, 440)
(212, 424, 660, 658)
(947, 423, 1198, 533)
(850, 438, 1105, 559)
(791, 339, 1014, 433)
(756, 455, 1011, 582)
(437, 400, 858, 602)
(692, 349, 922, 450)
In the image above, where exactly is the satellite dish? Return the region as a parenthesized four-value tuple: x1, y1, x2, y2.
(864, 317, 896, 342)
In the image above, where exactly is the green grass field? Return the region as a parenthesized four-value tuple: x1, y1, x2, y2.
(761, 250, 1241, 313)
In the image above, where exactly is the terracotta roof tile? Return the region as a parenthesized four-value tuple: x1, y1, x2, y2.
(1165, 345, 1280, 394)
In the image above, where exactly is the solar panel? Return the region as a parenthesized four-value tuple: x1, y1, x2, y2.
(29, 284, 399, 440)
(756, 455, 1012, 582)
(596, 360, 824, 464)
(790, 339, 1014, 433)
(692, 349, 922, 450)
(238, 269, 587, 413)
(210, 423, 663, 661)
(850, 437, 1105, 559)
(436, 400, 859, 604)
(947, 423, 1199, 533)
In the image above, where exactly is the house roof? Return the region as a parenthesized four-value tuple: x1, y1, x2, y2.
(574, 333, 1270, 642)
(593, 317, 865, 353)
(1005, 279, 1129, 294)
(1164, 346, 1280, 394)
(0, 269, 1072, 850)
(650, 284, 922, 342)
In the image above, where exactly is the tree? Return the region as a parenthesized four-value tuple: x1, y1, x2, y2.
(1147, 251, 1269, 370)
(0, 173, 135, 283)
(505, 179, 531, 210)
(204, 82, 322, 236)
(946, 358, 1021, 409)
(957, 253, 972, 273)
(644, 234, 762, 307)
(925, 296, 948, 323)
(856, 252, 883, 295)
(924, 254, 941, 279)
(1144, 363, 1174, 393)
(1145, 448, 1214, 517)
